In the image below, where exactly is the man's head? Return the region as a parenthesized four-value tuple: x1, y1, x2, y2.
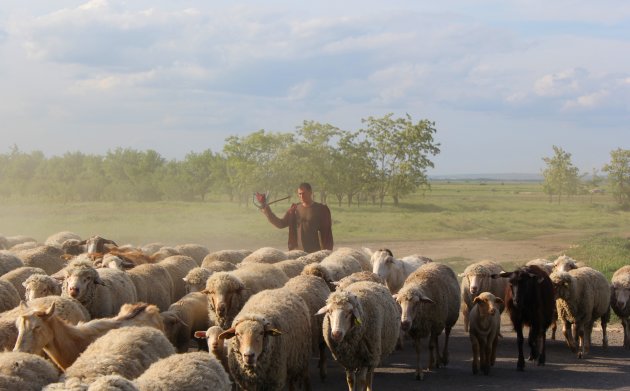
(297, 182, 313, 206)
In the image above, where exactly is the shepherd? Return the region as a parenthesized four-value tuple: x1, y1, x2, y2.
(258, 182, 333, 253)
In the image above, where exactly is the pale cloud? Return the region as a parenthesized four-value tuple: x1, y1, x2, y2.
(533, 68, 585, 97)
(563, 89, 610, 110)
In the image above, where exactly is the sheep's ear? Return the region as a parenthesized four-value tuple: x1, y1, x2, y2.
(392, 294, 398, 300)
(94, 275, 106, 285)
(418, 293, 434, 304)
(351, 307, 362, 325)
(19, 300, 28, 310)
(219, 328, 236, 340)
(495, 297, 504, 305)
(473, 296, 482, 304)
(265, 328, 283, 337)
(495, 271, 511, 279)
(43, 302, 56, 318)
(315, 305, 328, 316)
(120, 259, 135, 269)
(22, 281, 28, 288)
(182, 277, 188, 282)
(458, 273, 465, 278)
(193, 330, 207, 339)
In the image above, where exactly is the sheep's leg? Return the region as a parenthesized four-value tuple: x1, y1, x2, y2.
(562, 320, 577, 353)
(584, 321, 594, 357)
(490, 334, 498, 366)
(527, 326, 539, 361)
(471, 336, 480, 375)
(537, 329, 546, 366)
(601, 313, 609, 349)
(462, 306, 470, 332)
(396, 328, 404, 350)
(318, 340, 327, 381)
(576, 324, 585, 358)
(428, 332, 440, 369)
(551, 310, 558, 340)
(516, 325, 525, 371)
(356, 367, 368, 391)
(365, 367, 374, 391)
(481, 340, 490, 375)
(441, 326, 451, 366)
(345, 369, 356, 391)
(413, 337, 424, 380)
(623, 318, 630, 349)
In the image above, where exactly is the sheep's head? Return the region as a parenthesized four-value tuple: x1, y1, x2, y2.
(13, 302, 56, 355)
(183, 268, 213, 294)
(85, 236, 118, 255)
(23, 274, 61, 301)
(496, 266, 548, 308)
(612, 283, 630, 309)
(64, 262, 104, 300)
(220, 317, 281, 367)
(316, 290, 363, 343)
(160, 311, 188, 343)
(472, 292, 503, 316)
(394, 285, 434, 331)
(202, 272, 245, 327)
(459, 263, 493, 295)
(549, 271, 574, 300)
(371, 249, 395, 280)
(553, 255, 578, 273)
(194, 326, 227, 356)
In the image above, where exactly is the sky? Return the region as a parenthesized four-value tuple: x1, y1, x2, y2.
(0, 0, 629, 175)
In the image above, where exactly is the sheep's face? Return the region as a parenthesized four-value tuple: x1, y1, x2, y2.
(473, 292, 503, 316)
(553, 257, 578, 273)
(185, 281, 206, 294)
(326, 302, 357, 343)
(467, 274, 489, 295)
(24, 280, 57, 301)
(612, 284, 630, 309)
(224, 320, 281, 367)
(206, 326, 226, 354)
(371, 250, 394, 280)
(14, 306, 55, 354)
(395, 289, 433, 331)
(65, 268, 100, 300)
(160, 312, 185, 342)
(550, 272, 573, 301)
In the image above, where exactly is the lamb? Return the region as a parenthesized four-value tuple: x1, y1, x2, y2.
(371, 248, 432, 294)
(23, 274, 61, 301)
(174, 243, 210, 265)
(11, 245, 66, 275)
(134, 351, 231, 391)
(0, 351, 60, 391)
(13, 302, 164, 370)
(550, 267, 610, 358)
(0, 279, 20, 312)
(44, 231, 82, 248)
(62, 259, 138, 318)
(395, 262, 460, 380)
(158, 255, 198, 302)
(201, 249, 252, 266)
(62, 326, 175, 384)
(240, 246, 288, 265)
(194, 326, 230, 374)
(317, 280, 401, 390)
(459, 260, 507, 332)
(0, 251, 24, 276)
(202, 263, 289, 329)
(126, 263, 174, 312)
(610, 265, 630, 349)
(333, 271, 385, 291)
(284, 273, 331, 381)
(552, 255, 581, 273)
(183, 262, 236, 294)
(468, 292, 503, 375)
(0, 296, 90, 351)
(0, 266, 48, 299)
(301, 251, 363, 290)
(219, 287, 312, 391)
(160, 292, 211, 353)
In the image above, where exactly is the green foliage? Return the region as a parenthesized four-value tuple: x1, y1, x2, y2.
(602, 148, 630, 208)
(564, 235, 630, 280)
(542, 145, 580, 203)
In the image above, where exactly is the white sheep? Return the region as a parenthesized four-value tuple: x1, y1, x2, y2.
(219, 287, 312, 391)
(11, 245, 66, 275)
(0, 351, 60, 391)
(240, 246, 288, 265)
(83, 375, 139, 390)
(297, 249, 332, 264)
(2, 235, 37, 250)
(62, 259, 138, 318)
(183, 262, 237, 294)
(13, 302, 163, 370)
(134, 351, 231, 391)
(174, 243, 210, 265)
(202, 263, 289, 329)
(458, 260, 506, 332)
(316, 280, 400, 391)
(285, 249, 308, 259)
(611, 265, 630, 349)
(283, 273, 331, 381)
(158, 255, 198, 302)
(468, 292, 503, 375)
(550, 267, 610, 358)
(194, 325, 230, 374)
(301, 251, 363, 290)
(44, 231, 82, 248)
(395, 262, 460, 380)
(370, 248, 431, 294)
(334, 247, 373, 271)
(201, 249, 252, 266)
(127, 263, 174, 312)
(22, 274, 61, 301)
(139, 242, 164, 256)
(62, 326, 175, 384)
(273, 258, 311, 278)
(333, 271, 385, 291)
(0, 251, 24, 276)
(552, 255, 581, 273)
(0, 295, 90, 351)
(0, 266, 48, 300)
(0, 279, 20, 312)
(151, 246, 181, 261)
(160, 292, 210, 353)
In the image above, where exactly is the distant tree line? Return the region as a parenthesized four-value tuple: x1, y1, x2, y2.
(0, 113, 440, 207)
(542, 146, 630, 208)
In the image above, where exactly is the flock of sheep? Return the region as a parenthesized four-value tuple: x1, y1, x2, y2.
(0, 231, 629, 391)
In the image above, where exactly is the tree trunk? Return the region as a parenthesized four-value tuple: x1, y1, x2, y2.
(393, 194, 399, 206)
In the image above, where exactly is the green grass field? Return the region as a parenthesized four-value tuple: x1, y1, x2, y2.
(1, 181, 628, 279)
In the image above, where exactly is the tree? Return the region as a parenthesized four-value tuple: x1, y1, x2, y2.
(541, 145, 580, 203)
(361, 113, 440, 207)
(182, 149, 219, 201)
(602, 148, 630, 208)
